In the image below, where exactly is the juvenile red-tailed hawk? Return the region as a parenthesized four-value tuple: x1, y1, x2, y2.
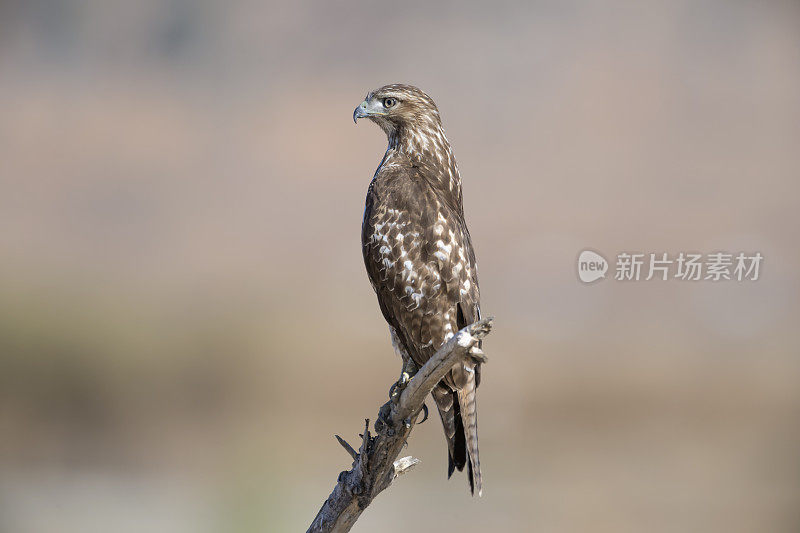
(354, 84, 484, 495)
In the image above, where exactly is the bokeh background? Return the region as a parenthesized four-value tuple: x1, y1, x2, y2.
(1, 1, 799, 532)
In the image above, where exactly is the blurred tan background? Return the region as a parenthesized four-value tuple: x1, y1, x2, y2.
(1, 1, 799, 532)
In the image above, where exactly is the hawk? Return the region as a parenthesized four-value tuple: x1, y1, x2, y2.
(354, 84, 484, 495)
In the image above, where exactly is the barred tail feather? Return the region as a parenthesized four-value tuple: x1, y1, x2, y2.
(457, 369, 482, 496)
(432, 385, 466, 477)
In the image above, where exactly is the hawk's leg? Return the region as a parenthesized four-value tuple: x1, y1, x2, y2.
(389, 358, 418, 402)
(387, 358, 428, 427)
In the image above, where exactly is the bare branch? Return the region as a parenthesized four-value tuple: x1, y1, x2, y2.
(335, 435, 358, 461)
(307, 317, 493, 533)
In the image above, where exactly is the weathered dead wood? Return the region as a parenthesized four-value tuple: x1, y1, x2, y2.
(307, 318, 493, 533)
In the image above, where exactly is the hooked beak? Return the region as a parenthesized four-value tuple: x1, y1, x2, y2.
(353, 99, 387, 124)
(353, 101, 369, 123)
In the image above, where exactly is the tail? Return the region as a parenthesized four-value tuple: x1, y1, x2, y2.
(432, 376, 482, 496)
(457, 368, 482, 496)
(431, 385, 466, 476)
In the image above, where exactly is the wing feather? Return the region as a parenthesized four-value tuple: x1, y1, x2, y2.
(362, 166, 479, 368)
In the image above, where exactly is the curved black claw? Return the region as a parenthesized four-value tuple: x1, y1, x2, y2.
(417, 403, 429, 424)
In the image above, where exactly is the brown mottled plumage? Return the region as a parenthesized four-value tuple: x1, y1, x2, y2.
(354, 84, 484, 495)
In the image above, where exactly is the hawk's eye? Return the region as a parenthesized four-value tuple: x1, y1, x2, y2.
(383, 97, 397, 109)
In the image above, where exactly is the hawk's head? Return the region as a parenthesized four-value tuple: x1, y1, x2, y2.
(353, 84, 441, 137)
